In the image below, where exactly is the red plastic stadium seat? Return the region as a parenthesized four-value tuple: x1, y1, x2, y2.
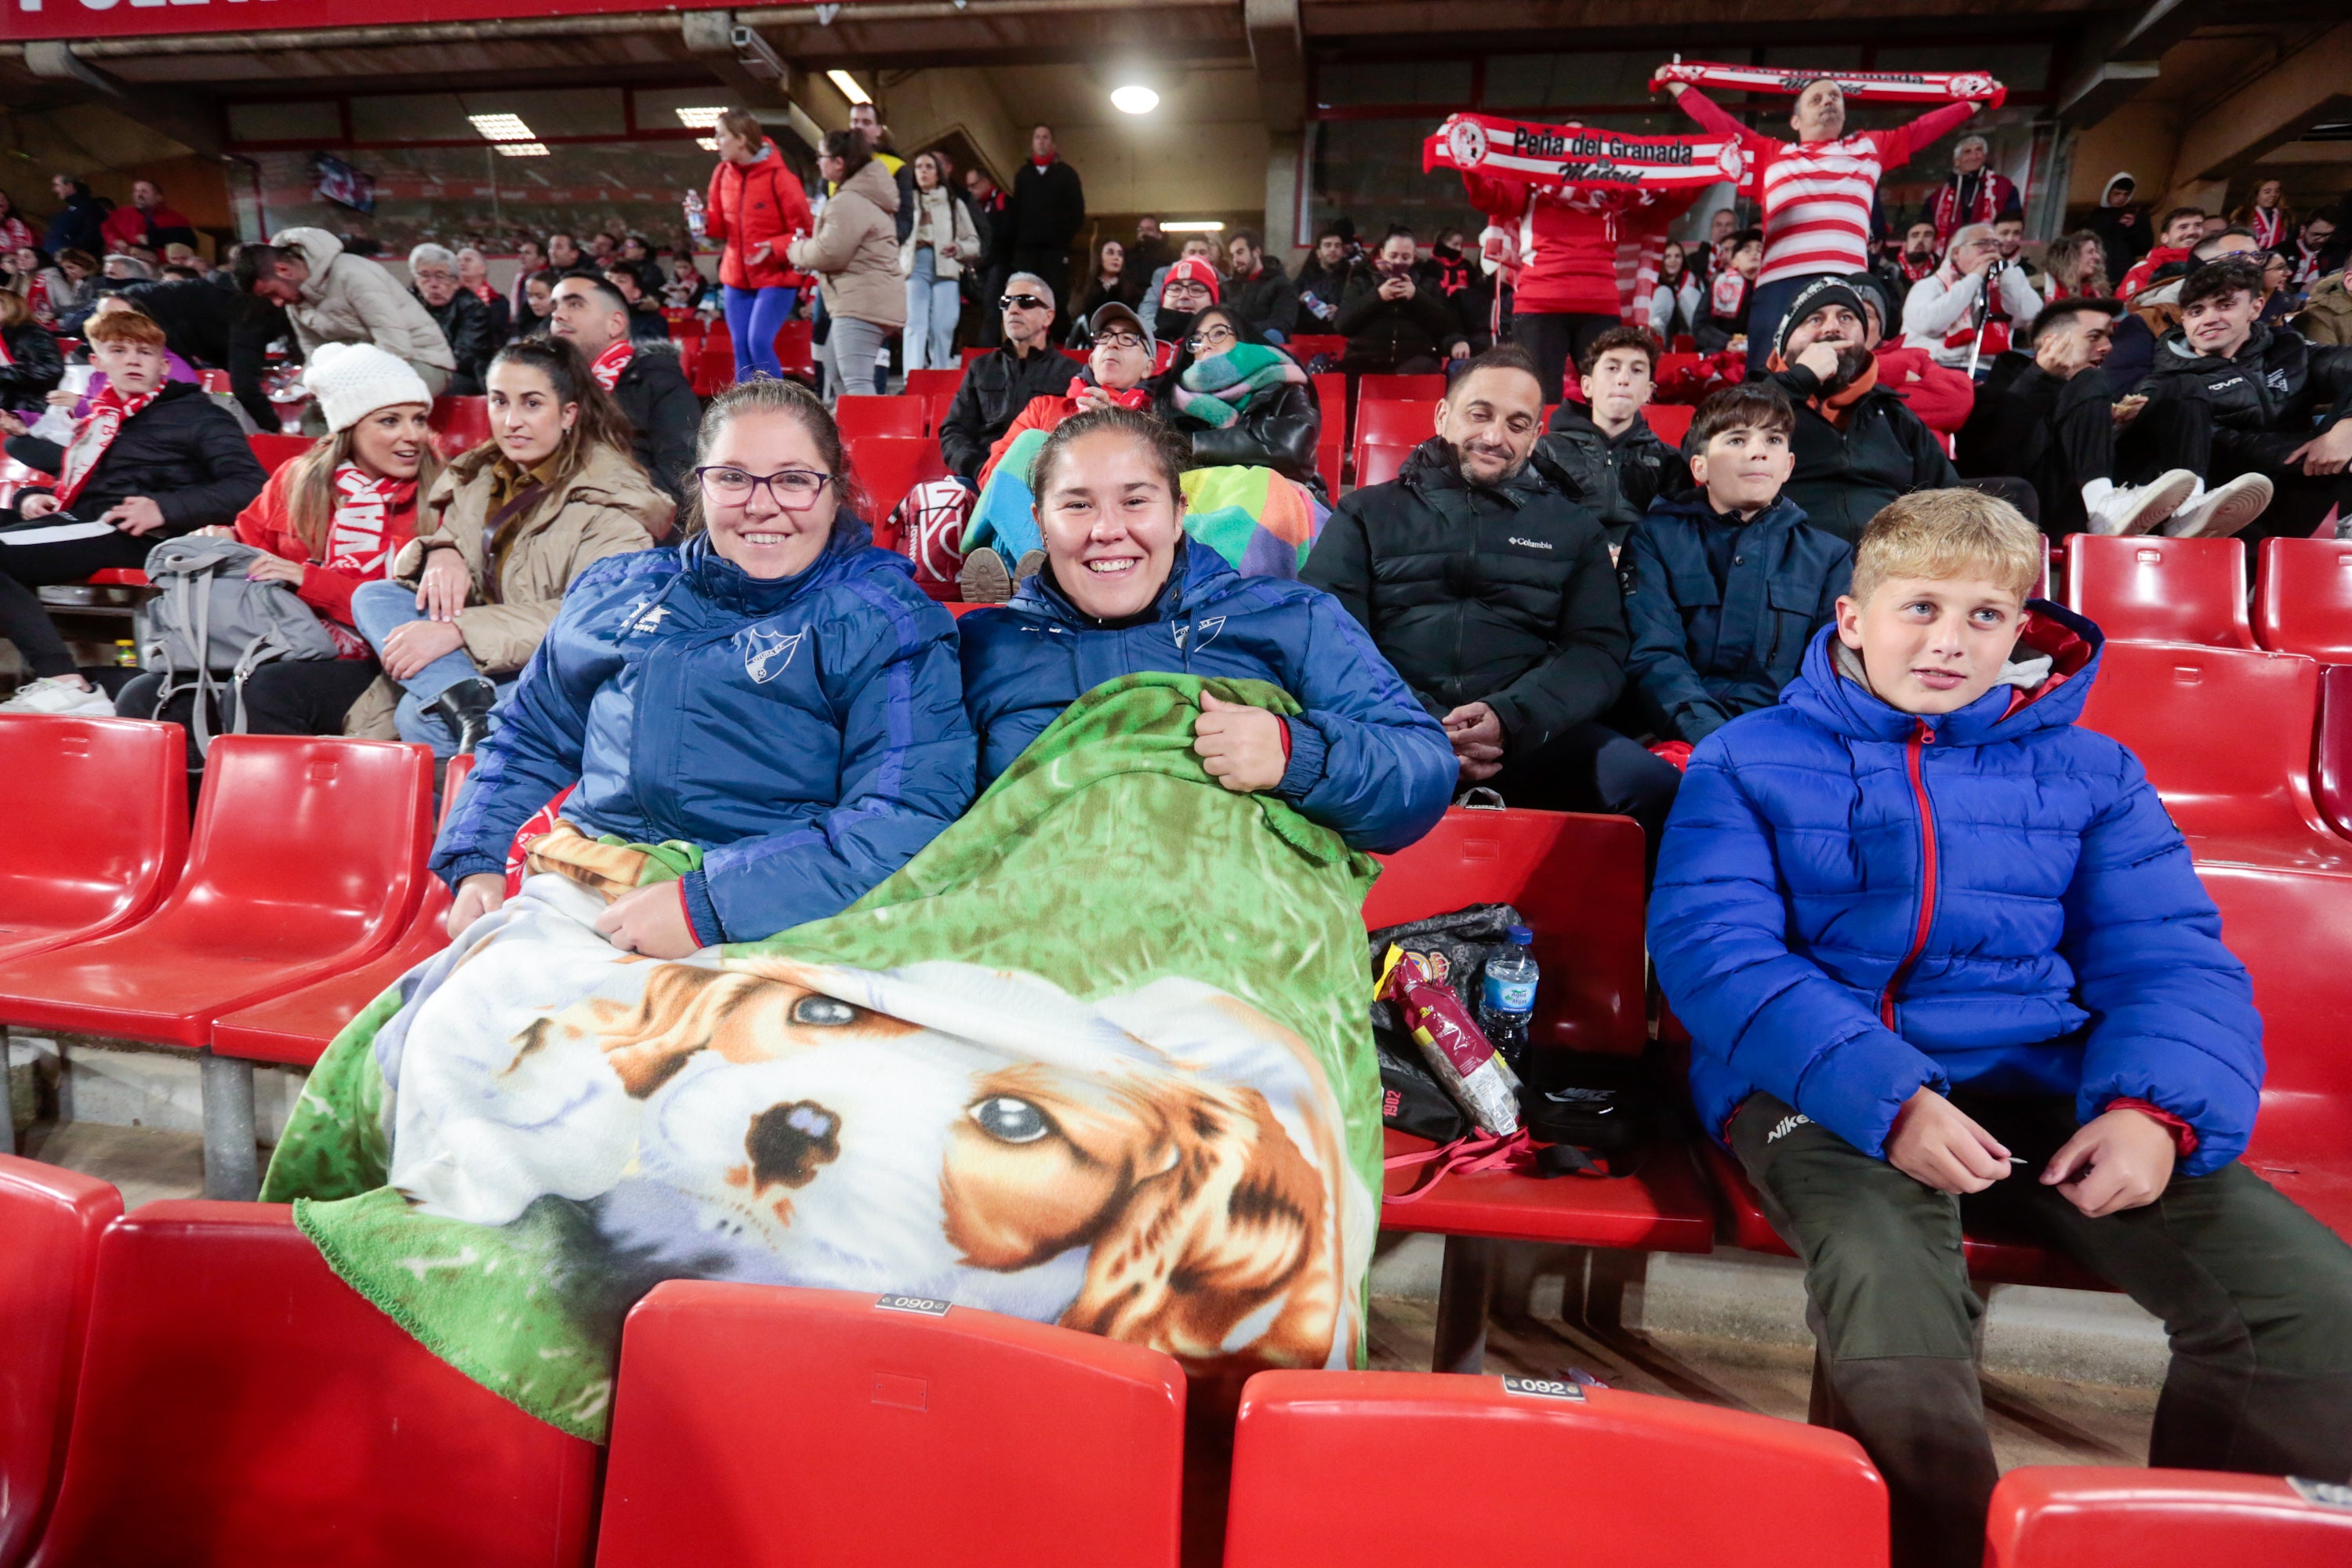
(1224, 1371, 1886, 1568)
(960, 346, 993, 367)
(594, 1283, 1184, 1568)
(0, 1158, 119, 1568)
(207, 756, 474, 1067)
(427, 394, 490, 459)
(0, 735, 434, 1048)
(0, 715, 187, 965)
(1986, 1467, 2352, 1568)
(2064, 535, 2256, 649)
(1287, 332, 1347, 364)
(833, 394, 926, 441)
(902, 367, 963, 405)
(246, 433, 313, 474)
(1356, 372, 1446, 407)
(1670, 334, 1697, 354)
(1311, 370, 1347, 429)
(1353, 398, 1429, 448)
(775, 319, 817, 382)
(2256, 536, 2352, 662)
(2200, 862, 2352, 1243)
(2074, 641, 2346, 866)
(24, 1202, 596, 1568)
(1367, 811, 1715, 1368)
(196, 368, 230, 394)
(943, 601, 982, 617)
(2318, 664, 2352, 838)
(1352, 441, 1410, 489)
(695, 336, 733, 397)
(1642, 401, 1694, 449)
(1370, 808, 1646, 1054)
(846, 435, 945, 525)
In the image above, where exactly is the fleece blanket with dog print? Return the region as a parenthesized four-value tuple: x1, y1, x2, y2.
(261, 671, 1384, 1441)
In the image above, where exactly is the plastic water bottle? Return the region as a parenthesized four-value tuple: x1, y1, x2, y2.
(1478, 925, 1539, 1072)
(683, 191, 706, 241)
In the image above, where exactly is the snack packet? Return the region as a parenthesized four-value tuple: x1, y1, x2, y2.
(1377, 945, 1520, 1136)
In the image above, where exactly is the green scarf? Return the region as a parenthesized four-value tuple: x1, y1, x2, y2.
(1171, 341, 1307, 429)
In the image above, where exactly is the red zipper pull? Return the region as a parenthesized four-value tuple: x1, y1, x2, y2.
(1915, 719, 1935, 745)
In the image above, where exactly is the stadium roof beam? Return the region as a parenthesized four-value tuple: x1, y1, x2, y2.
(1243, 0, 1305, 132)
(2054, 0, 2224, 128)
(2169, 21, 2352, 184)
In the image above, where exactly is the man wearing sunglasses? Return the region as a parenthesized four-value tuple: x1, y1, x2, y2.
(937, 272, 1073, 485)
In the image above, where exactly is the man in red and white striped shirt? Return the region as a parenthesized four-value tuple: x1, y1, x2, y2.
(1665, 76, 1979, 372)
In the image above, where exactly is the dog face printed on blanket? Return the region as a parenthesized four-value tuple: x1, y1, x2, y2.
(389, 935, 1363, 1373)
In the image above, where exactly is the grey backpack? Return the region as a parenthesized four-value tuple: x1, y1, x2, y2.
(140, 536, 343, 755)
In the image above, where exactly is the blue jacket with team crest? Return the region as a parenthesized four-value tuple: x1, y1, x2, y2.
(957, 543, 1456, 852)
(432, 523, 975, 946)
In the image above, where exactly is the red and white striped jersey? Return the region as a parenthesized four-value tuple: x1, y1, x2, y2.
(1671, 88, 1976, 289)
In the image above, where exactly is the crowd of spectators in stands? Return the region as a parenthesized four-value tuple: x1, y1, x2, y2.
(2, 98, 2352, 1568)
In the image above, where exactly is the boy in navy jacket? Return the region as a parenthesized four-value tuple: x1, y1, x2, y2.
(1649, 489, 2352, 1568)
(1621, 383, 1851, 745)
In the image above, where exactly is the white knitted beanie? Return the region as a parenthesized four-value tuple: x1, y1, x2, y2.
(303, 342, 434, 434)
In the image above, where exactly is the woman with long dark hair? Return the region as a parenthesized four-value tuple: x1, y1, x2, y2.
(347, 337, 670, 755)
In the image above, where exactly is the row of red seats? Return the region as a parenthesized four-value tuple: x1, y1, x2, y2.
(9, 1155, 2342, 1568)
(2064, 532, 2352, 662)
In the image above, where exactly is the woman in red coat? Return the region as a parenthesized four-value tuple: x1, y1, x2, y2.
(702, 108, 813, 382)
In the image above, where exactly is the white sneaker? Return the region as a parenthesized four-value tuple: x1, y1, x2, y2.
(0, 677, 117, 717)
(2161, 474, 2274, 539)
(2083, 470, 2200, 536)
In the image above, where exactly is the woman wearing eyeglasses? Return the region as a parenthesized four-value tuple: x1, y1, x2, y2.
(1154, 303, 1324, 498)
(431, 376, 975, 956)
(347, 339, 671, 757)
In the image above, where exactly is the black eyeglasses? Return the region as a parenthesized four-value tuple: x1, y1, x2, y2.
(1000, 293, 1050, 311)
(1185, 325, 1238, 351)
(694, 466, 833, 512)
(1094, 330, 1146, 350)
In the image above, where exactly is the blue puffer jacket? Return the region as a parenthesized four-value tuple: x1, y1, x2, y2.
(958, 543, 1456, 852)
(433, 524, 975, 946)
(1621, 492, 1851, 745)
(1650, 605, 2262, 1175)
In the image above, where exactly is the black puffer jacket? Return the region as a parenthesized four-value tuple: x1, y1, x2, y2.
(611, 341, 700, 508)
(1336, 271, 1465, 368)
(1301, 439, 1627, 754)
(416, 287, 499, 393)
(1769, 363, 1960, 544)
(1534, 406, 1686, 546)
(937, 341, 1075, 481)
(0, 321, 64, 407)
(2136, 323, 2352, 437)
(4, 380, 267, 530)
(1225, 258, 1300, 340)
(117, 278, 281, 430)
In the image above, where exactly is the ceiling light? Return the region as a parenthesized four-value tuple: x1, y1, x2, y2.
(468, 112, 536, 142)
(1162, 220, 1225, 233)
(826, 70, 872, 105)
(492, 143, 551, 158)
(1111, 84, 1160, 115)
(696, 136, 720, 151)
(674, 107, 729, 129)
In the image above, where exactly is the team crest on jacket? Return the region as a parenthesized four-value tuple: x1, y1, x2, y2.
(1173, 615, 1226, 652)
(739, 625, 807, 684)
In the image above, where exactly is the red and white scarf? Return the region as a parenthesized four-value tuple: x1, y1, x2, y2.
(319, 463, 417, 655)
(2247, 206, 2287, 249)
(1425, 112, 1748, 194)
(0, 331, 11, 368)
(1651, 58, 2006, 107)
(1708, 270, 1749, 321)
(589, 339, 636, 392)
(55, 383, 160, 508)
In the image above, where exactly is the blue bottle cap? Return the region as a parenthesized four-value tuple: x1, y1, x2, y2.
(1507, 925, 1534, 945)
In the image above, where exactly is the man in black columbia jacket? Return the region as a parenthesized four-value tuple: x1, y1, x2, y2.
(937, 276, 1073, 484)
(1302, 345, 1679, 850)
(548, 275, 699, 510)
(2133, 257, 2352, 540)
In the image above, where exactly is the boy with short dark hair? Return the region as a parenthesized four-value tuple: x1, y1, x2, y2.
(1534, 325, 1682, 548)
(1622, 383, 1849, 744)
(1651, 488, 2352, 1568)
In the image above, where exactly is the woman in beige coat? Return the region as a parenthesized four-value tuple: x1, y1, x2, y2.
(787, 129, 902, 401)
(347, 338, 671, 754)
